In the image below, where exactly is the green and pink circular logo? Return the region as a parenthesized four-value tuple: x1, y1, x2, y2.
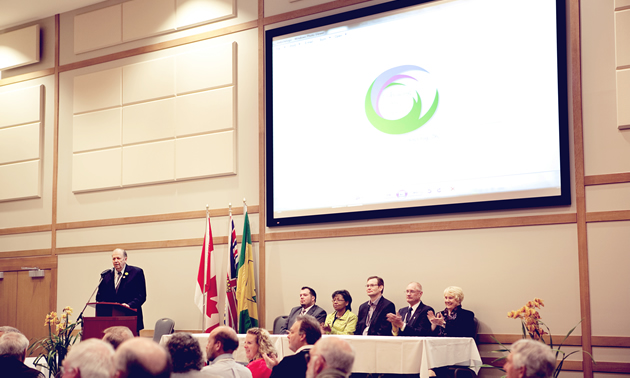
(365, 65, 439, 135)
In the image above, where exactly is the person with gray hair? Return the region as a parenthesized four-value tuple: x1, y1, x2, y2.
(0, 331, 45, 378)
(504, 339, 556, 378)
(0, 326, 21, 337)
(102, 326, 134, 349)
(306, 336, 356, 378)
(61, 338, 115, 378)
(114, 337, 172, 378)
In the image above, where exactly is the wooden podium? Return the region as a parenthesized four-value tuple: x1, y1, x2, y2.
(82, 302, 138, 340)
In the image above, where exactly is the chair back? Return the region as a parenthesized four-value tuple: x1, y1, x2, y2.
(272, 315, 288, 334)
(153, 318, 175, 342)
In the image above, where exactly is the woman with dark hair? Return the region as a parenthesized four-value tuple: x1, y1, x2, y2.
(321, 290, 358, 335)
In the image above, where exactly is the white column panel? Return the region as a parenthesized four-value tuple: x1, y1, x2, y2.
(618, 0, 630, 8)
(122, 0, 176, 42)
(0, 232, 51, 253)
(122, 140, 175, 186)
(0, 85, 42, 128)
(175, 131, 235, 179)
(73, 108, 122, 153)
(175, 0, 236, 29)
(0, 123, 41, 164)
(0, 25, 40, 70)
(616, 9, 630, 67)
(122, 57, 175, 104)
(175, 87, 234, 136)
(122, 98, 176, 144)
(0, 161, 40, 201)
(586, 182, 630, 212)
(72, 149, 122, 192)
(175, 42, 235, 94)
(616, 69, 630, 128)
(73, 68, 122, 114)
(74, 5, 123, 54)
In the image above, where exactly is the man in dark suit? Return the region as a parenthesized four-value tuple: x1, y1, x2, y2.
(280, 287, 327, 334)
(386, 282, 434, 336)
(96, 248, 147, 332)
(354, 276, 396, 336)
(266, 314, 322, 378)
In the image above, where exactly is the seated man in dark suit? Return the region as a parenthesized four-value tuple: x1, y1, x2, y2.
(280, 287, 327, 334)
(0, 331, 45, 378)
(354, 276, 396, 336)
(386, 282, 435, 336)
(266, 314, 322, 378)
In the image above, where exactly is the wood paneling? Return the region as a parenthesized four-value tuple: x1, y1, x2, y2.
(0, 225, 51, 235)
(586, 210, 630, 222)
(0, 271, 18, 327)
(584, 172, 630, 186)
(16, 270, 52, 348)
(0, 256, 57, 270)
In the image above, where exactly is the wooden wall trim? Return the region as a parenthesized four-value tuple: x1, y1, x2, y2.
(0, 249, 54, 259)
(54, 234, 260, 255)
(0, 256, 57, 270)
(0, 68, 55, 87)
(263, 0, 373, 26)
(584, 172, 630, 186)
(265, 213, 577, 242)
(58, 21, 258, 74)
(0, 225, 52, 236)
(56, 206, 259, 231)
(478, 334, 582, 346)
(480, 358, 630, 374)
(586, 210, 630, 223)
(52, 13, 60, 258)
(258, 0, 267, 329)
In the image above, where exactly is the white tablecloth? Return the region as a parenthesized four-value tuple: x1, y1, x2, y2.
(161, 333, 481, 378)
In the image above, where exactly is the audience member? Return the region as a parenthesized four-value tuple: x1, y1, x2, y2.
(322, 290, 357, 335)
(428, 286, 476, 338)
(202, 326, 252, 378)
(166, 332, 215, 377)
(102, 326, 134, 350)
(0, 326, 21, 337)
(504, 339, 555, 378)
(354, 276, 395, 336)
(0, 331, 45, 378)
(305, 336, 355, 378)
(280, 287, 327, 334)
(386, 282, 434, 336)
(266, 314, 322, 378)
(244, 328, 277, 378)
(114, 337, 171, 378)
(62, 338, 115, 378)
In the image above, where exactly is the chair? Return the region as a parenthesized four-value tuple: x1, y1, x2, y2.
(272, 315, 288, 334)
(153, 318, 175, 342)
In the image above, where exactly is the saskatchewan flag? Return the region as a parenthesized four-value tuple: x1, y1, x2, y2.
(236, 206, 258, 333)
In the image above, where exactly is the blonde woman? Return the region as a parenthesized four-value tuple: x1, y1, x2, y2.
(428, 286, 476, 337)
(243, 328, 277, 378)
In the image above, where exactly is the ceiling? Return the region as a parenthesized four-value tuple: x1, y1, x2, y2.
(0, 0, 106, 31)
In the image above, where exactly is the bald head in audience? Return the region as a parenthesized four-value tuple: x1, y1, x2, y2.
(306, 336, 355, 378)
(62, 338, 115, 378)
(114, 337, 172, 378)
(103, 326, 134, 349)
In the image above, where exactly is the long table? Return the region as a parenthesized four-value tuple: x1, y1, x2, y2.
(161, 333, 482, 378)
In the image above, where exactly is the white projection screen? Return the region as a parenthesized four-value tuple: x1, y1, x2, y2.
(265, 0, 570, 227)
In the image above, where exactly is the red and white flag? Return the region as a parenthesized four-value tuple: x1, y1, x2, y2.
(194, 215, 219, 332)
(224, 213, 239, 329)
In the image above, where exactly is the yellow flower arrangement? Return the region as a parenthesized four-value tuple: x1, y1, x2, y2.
(29, 306, 82, 378)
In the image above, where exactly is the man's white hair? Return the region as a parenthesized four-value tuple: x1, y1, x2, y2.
(64, 339, 115, 378)
(316, 336, 356, 375)
(0, 332, 29, 359)
(511, 339, 556, 378)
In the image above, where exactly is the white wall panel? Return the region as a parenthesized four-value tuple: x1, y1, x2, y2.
(175, 131, 235, 179)
(0, 232, 51, 253)
(0, 123, 41, 164)
(175, 0, 236, 29)
(122, 98, 176, 144)
(74, 5, 122, 54)
(0, 161, 40, 201)
(618, 0, 630, 8)
(72, 149, 122, 192)
(122, 0, 176, 42)
(73, 108, 122, 153)
(616, 69, 630, 128)
(616, 9, 630, 67)
(73, 68, 122, 114)
(0, 85, 42, 128)
(175, 43, 234, 94)
(122, 57, 175, 104)
(122, 140, 175, 186)
(175, 87, 234, 136)
(586, 182, 630, 212)
(0, 25, 40, 71)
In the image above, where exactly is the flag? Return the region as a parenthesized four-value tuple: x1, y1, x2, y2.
(236, 205, 258, 333)
(224, 213, 238, 329)
(194, 215, 219, 332)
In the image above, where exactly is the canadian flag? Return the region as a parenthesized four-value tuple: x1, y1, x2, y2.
(194, 215, 219, 332)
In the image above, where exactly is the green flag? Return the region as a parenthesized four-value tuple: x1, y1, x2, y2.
(236, 208, 258, 333)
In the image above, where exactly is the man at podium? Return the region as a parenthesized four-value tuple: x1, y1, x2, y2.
(96, 248, 147, 332)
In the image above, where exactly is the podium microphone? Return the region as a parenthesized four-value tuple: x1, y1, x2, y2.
(77, 268, 109, 323)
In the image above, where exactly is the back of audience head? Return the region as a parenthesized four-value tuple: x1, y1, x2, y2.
(62, 338, 115, 378)
(114, 337, 171, 378)
(297, 314, 322, 345)
(166, 332, 204, 373)
(0, 332, 29, 361)
(206, 326, 239, 361)
(306, 336, 355, 378)
(0, 326, 21, 338)
(103, 326, 134, 350)
(506, 339, 555, 378)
